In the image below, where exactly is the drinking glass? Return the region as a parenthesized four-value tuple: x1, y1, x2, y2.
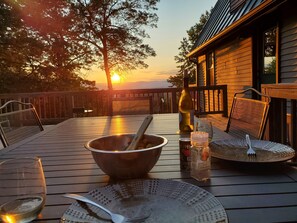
(195, 118, 213, 141)
(0, 157, 46, 223)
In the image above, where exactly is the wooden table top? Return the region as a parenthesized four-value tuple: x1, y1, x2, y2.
(1, 114, 297, 223)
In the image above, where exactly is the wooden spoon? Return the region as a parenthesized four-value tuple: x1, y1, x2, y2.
(125, 115, 153, 151)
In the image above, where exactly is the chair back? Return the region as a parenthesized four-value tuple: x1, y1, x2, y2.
(225, 88, 271, 139)
(0, 100, 44, 148)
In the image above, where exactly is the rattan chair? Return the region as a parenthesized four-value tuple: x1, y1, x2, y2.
(225, 88, 271, 140)
(0, 100, 43, 148)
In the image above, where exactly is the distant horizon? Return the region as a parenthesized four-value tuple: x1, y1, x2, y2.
(96, 80, 174, 90)
(86, 0, 217, 84)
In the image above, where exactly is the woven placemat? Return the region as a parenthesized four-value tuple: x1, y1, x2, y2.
(61, 179, 228, 223)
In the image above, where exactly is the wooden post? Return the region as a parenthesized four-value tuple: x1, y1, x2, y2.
(222, 85, 228, 117)
(172, 90, 178, 113)
(108, 90, 113, 116)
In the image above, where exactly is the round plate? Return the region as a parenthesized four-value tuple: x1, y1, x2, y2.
(210, 139, 295, 163)
(61, 179, 228, 223)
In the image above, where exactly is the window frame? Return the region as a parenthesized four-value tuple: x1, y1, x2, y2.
(206, 51, 215, 86)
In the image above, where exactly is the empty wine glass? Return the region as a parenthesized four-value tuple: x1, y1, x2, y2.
(195, 118, 213, 141)
(0, 157, 46, 223)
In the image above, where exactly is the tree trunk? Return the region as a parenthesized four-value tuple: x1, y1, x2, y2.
(102, 37, 113, 114)
(102, 37, 112, 91)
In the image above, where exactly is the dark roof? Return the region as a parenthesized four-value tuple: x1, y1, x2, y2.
(189, 0, 267, 56)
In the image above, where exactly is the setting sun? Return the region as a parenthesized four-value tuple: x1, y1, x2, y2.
(111, 73, 121, 83)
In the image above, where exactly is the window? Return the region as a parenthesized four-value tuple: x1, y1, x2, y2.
(206, 52, 215, 85)
(188, 67, 197, 86)
(262, 27, 276, 84)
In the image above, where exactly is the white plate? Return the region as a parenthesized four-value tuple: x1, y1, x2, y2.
(210, 139, 295, 163)
(61, 179, 228, 223)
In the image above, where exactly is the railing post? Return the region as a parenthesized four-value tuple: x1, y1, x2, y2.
(108, 90, 113, 116)
(222, 85, 228, 117)
(66, 93, 74, 119)
(292, 100, 297, 153)
(172, 90, 178, 113)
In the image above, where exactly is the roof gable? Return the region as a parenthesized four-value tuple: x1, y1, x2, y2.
(191, 0, 266, 52)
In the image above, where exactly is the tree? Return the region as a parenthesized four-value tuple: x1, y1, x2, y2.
(168, 10, 211, 88)
(1, 0, 159, 93)
(0, 0, 97, 93)
(68, 0, 159, 90)
(17, 0, 97, 92)
(0, 1, 35, 92)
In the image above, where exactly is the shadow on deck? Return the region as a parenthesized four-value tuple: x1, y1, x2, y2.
(200, 114, 229, 132)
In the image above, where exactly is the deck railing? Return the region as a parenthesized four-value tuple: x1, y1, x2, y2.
(0, 85, 228, 124)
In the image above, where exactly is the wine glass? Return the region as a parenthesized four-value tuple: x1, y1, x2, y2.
(195, 118, 213, 142)
(0, 157, 46, 223)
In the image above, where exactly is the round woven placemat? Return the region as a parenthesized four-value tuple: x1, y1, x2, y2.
(210, 139, 295, 163)
(61, 179, 228, 223)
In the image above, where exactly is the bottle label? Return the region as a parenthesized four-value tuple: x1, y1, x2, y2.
(179, 137, 191, 171)
(179, 110, 194, 133)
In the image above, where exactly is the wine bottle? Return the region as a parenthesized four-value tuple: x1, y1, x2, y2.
(178, 69, 194, 133)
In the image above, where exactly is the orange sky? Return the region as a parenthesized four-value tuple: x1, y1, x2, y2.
(84, 0, 217, 87)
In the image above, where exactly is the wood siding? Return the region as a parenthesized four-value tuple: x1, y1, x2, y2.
(197, 55, 208, 112)
(196, 56, 227, 116)
(197, 55, 207, 86)
(280, 3, 297, 83)
(215, 37, 253, 114)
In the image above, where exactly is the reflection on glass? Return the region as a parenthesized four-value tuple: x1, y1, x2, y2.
(207, 52, 214, 85)
(263, 27, 276, 83)
(0, 158, 46, 223)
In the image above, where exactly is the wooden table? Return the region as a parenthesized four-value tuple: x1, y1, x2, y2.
(1, 114, 297, 223)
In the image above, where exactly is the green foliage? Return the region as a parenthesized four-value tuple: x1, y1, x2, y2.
(168, 10, 211, 88)
(0, 0, 158, 93)
(264, 57, 276, 75)
(0, 0, 97, 93)
(68, 0, 159, 90)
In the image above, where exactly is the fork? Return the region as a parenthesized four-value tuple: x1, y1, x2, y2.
(63, 193, 150, 223)
(246, 134, 256, 156)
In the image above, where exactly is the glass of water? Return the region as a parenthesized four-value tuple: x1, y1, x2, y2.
(0, 157, 46, 223)
(195, 118, 213, 141)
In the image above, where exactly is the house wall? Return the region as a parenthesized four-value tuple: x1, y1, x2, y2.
(279, 2, 297, 143)
(197, 55, 206, 86)
(196, 38, 253, 115)
(196, 55, 208, 113)
(280, 3, 297, 83)
(215, 37, 253, 113)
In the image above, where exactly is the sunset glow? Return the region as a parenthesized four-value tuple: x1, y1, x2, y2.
(85, 0, 217, 87)
(111, 73, 121, 83)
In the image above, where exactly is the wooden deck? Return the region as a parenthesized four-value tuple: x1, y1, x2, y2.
(1, 114, 297, 223)
(204, 114, 229, 131)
